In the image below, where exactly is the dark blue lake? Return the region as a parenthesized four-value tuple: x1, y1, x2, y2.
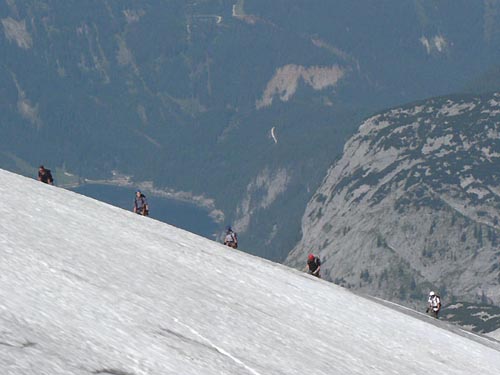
(71, 184, 220, 240)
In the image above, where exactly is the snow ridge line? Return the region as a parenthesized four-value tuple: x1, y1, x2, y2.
(368, 296, 500, 351)
(174, 318, 262, 375)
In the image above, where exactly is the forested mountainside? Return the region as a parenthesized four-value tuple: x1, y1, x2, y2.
(2, 1, 500, 259)
(287, 93, 500, 332)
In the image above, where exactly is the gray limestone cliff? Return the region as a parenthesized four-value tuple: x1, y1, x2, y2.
(287, 93, 500, 310)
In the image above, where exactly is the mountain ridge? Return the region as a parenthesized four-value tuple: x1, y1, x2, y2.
(287, 92, 500, 317)
(4, 1, 500, 260)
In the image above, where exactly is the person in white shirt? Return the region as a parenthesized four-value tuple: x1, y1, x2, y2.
(223, 226, 238, 249)
(426, 291, 441, 318)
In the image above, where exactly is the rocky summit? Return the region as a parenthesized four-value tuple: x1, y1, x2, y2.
(287, 93, 500, 310)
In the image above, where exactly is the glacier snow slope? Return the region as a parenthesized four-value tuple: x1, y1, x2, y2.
(0, 168, 499, 374)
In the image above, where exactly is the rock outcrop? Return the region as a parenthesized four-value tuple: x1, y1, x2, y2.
(287, 93, 500, 308)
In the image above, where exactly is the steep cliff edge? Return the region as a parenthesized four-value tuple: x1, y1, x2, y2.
(287, 93, 500, 310)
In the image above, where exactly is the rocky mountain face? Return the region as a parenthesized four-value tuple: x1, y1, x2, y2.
(287, 93, 500, 311)
(442, 302, 500, 336)
(3, 1, 500, 261)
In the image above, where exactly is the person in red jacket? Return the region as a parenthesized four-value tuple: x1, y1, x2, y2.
(305, 253, 321, 278)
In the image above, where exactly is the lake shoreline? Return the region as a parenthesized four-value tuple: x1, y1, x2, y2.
(71, 183, 222, 241)
(63, 177, 225, 224)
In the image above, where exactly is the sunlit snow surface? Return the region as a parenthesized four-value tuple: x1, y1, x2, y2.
(1, 169, 499, 374)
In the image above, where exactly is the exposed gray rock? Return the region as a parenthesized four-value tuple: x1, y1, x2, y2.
(287, 93, 500, 310)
